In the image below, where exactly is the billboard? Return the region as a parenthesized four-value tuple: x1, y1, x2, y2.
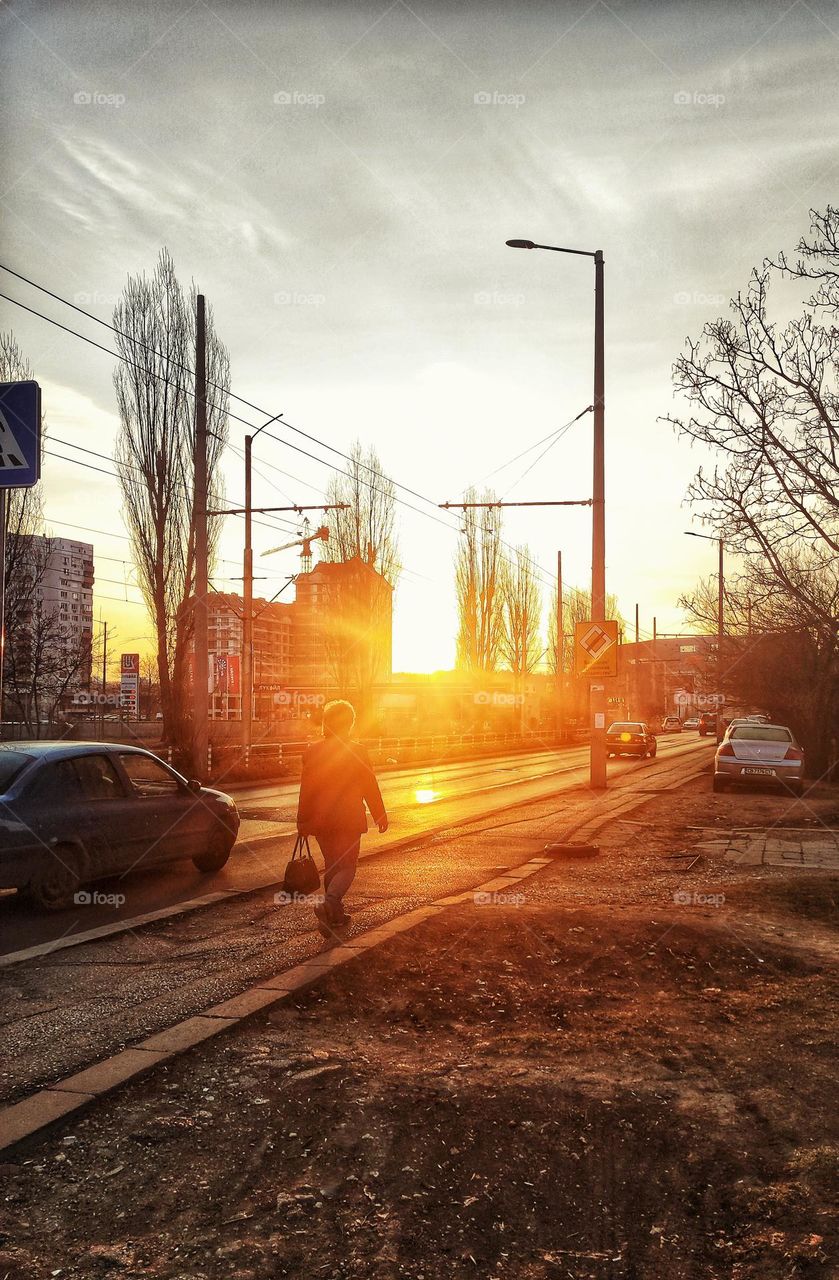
(214, 653, 241, 696)
(120, 653, 140, 718)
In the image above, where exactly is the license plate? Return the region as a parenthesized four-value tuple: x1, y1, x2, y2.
(742, 767, 773, 776)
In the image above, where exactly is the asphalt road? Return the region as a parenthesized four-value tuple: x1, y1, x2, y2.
(0, 735, 712, 956)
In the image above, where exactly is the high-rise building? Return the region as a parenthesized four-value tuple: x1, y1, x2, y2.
(10, 535, 95, 686)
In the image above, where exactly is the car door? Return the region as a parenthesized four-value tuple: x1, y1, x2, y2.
(24, 754, 133, 881)
(115, 752, 207, 865)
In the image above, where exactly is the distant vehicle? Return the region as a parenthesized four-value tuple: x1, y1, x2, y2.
(683, 717, 700, 731)
(606, 722, 657, 759)
(0, 742, 240, 909)
(713, 723, 804, 795)
(745, 714, 771, 724)
(698, 712, 718, 736)
(661, 715, 682, 733)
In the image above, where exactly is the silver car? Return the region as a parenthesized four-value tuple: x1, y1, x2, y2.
(713, 723, 804, 795)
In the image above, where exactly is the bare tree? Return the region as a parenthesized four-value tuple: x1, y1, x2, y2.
(455, 490, 504, 672)
(321, 441, 400, 585)
(665, 206, 839, 768)
(113, 249, 229, 750)
(500, 545, 542, 678)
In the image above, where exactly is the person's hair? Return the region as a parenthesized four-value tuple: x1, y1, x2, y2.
(322, 699, 356, 738)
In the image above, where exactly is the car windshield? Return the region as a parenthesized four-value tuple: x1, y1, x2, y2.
(609, 723, 643, 733)
(0, 750, 33, 791)
(729, 726, 792, 742)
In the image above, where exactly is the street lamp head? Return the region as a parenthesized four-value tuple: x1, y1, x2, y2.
(505, 239, 536, 249)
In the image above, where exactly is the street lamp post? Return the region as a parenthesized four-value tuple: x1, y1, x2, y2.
(685, 530, 725, 741)
(242, 413, 284, 756)
(506, 238, 607, 789)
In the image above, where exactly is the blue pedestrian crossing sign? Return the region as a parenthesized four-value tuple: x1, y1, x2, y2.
(0, 380, 41, 488)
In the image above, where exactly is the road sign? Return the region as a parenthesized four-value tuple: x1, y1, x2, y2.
(574, 620, 619, 677)
(0, 381, 41, 488)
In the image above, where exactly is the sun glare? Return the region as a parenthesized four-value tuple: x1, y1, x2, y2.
(415, 789, 438, 805)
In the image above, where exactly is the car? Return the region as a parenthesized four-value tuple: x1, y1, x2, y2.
(698, 712, 718, 736)
(683, 717, 700, 731)
(606, 721, 657, 759)
(713, 723, 804, 795)
(661, 715, 682, 733)
(0, 742, 240, 909)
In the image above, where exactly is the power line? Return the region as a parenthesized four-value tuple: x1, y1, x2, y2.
(0, 266, 563, 592)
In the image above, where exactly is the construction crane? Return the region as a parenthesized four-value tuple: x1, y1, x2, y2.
(262, 518, 329, 573)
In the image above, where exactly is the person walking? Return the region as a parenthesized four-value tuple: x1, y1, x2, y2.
(296, 699, 388, 930)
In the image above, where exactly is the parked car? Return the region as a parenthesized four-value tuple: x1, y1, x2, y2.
(606, 722, 657, 759)
(713, 723, 804, 795)
(683, 717, 700, 731)
(661, 715, 682, 733)
(698, 712, 718, 737)
(0, 742, 240, 909)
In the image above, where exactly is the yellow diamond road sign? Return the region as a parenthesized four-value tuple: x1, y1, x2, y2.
(574, 619, 619, 677)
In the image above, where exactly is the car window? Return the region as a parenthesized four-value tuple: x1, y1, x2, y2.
(729, 726, 792, 742)
(28, 759, 84, 802)
(609, 723, 643, 733)
(0, 750, 33, 791)
(119, 753, 181, 798)
(74, 754, 123, 800)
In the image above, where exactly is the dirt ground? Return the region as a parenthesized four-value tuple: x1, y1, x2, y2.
(1, 775, 837, 1280)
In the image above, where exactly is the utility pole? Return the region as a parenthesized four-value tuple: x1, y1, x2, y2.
(556, 549, 564, 743)
(193, 295, 210, 779)
(589, 249, 607, 788)
(717, 537, 724, 742)
(242, 431, 255, 759)
(100, 620, 107, 735)
(0, 490, 5, 728)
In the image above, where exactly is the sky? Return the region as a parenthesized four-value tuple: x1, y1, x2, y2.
(1, 0, 838, 673)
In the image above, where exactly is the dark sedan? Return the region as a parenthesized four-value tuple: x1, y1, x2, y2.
(605, 721, 658, 759)
(0, 742, 240, 909)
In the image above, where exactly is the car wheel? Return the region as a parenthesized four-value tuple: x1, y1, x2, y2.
(712, 777, 727, 794)
(28, 845, 83, 911)
(193, 827, 235, 873)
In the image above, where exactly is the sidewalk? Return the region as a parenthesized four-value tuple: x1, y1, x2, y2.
(0, 773, 836, 1279)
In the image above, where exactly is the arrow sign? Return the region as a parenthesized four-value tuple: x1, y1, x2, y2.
(0, 381, 41, 488)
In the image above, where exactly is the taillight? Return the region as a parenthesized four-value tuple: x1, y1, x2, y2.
(784, 746, 803, 761)
(718, 742, 735, 757)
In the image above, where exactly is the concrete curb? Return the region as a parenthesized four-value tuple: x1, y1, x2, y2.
(0, 756, 709, 1154)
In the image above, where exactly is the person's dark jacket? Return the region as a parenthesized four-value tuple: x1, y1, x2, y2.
(297, 734, 386, 836)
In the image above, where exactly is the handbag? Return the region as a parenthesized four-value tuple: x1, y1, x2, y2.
(283, 835, 321, 896)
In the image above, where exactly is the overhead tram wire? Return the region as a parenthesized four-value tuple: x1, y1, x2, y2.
(0, 272, 561, 594)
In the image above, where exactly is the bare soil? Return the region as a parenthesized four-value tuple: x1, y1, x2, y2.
(0, 775, 836, 1280)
